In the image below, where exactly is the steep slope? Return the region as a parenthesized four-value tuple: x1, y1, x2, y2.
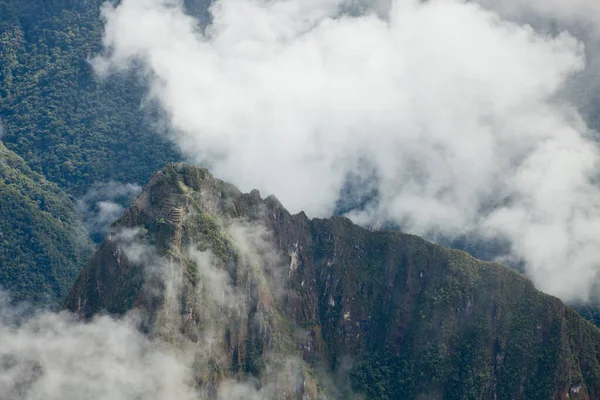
(0, 142, 93, 305)
(65, 164, 600, 399)
(0, 0, 180, 194)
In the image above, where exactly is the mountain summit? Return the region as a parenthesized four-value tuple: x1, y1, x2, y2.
(65, 164, 600, 399)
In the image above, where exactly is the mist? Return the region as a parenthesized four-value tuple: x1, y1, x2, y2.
(0, 292, 198, 400)
(76, 182, 142, 241)
(0, 217, 329, 399)
(92, 0, 600, 303)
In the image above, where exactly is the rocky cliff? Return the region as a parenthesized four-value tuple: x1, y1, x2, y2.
(65, 164, 600, 399)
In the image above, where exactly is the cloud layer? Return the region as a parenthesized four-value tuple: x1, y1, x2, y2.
(95, 0, 600, 302)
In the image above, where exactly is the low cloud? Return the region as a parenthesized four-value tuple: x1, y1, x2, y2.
(0, 292, 199, 400)
(94, 0, 600, 303)
(76, 182, 142, 241)
(1, 217, 332, 398)
(0, 304, 311, 399)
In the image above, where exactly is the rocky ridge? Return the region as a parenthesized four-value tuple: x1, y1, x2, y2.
(66, 164, 600, 399)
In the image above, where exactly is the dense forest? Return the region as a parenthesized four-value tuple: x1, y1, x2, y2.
(0, 0, 180, 195)
(0, 0, 188, 305)
(0, 141, 92, 305)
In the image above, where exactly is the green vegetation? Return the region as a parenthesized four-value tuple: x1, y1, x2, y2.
(0, 0, 180, 305)
(308, 216, 600, 399)
(0, 142, 93, 305)
(0, 0, 180, 195)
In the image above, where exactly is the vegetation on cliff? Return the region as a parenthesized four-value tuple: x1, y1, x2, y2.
(66, 164, 600, 399)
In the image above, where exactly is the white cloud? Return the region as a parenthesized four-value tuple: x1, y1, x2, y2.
(95, 0, 600, 302)
(0, 300, 297, 400)
(0, 219, 317, 399)
(0, 298, 198, 400)
(76, 182, 142, 238)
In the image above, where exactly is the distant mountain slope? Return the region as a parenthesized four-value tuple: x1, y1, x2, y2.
(66, 164, 600, 399)
(0, 142, 93, 305)
(0, 0, 180, 194)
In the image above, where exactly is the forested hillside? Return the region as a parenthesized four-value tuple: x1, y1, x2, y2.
(0, 141, 92, 305)
(0, 0, 180, 195)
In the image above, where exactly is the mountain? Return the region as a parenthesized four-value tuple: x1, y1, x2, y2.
(0, 141, 93, 305)
(2, 0, 600, 332)
(65, 164, 600, 399)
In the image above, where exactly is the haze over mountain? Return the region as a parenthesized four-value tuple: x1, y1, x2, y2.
(1, 163, 598, 399)
(63, 164, 600, 399)
(95, 0, 600, 303)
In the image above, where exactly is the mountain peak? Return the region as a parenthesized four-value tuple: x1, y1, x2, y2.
(65, 163, 600, 399)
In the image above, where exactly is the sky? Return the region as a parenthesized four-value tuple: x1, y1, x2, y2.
(92, 0, 600, 303)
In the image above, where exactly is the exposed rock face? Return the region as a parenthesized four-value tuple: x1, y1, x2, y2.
(65, 164, 600, 399)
